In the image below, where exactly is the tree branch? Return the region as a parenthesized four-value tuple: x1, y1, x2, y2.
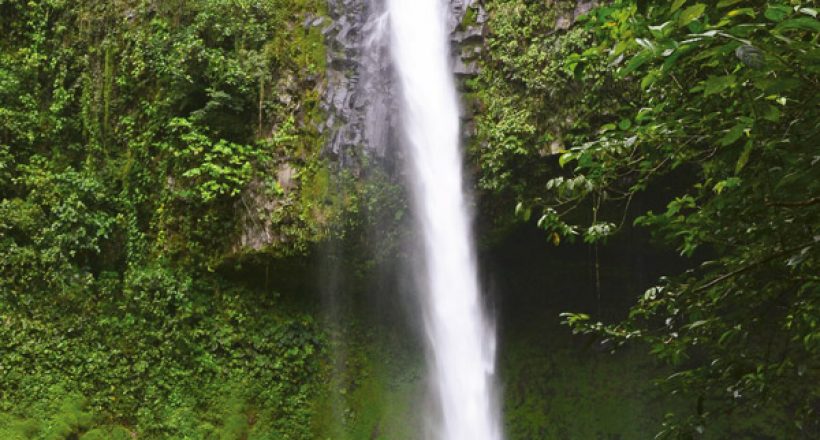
(695, 241, 819, 293)
(765, 197, 820, 208)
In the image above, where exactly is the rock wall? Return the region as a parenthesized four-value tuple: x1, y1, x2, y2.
(316, 0, 490, 171)
(234, 0, 599, 255)
(317, 0, 394, 170)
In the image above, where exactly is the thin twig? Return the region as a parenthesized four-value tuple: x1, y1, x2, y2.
(765, 197, 820, 208)
(695, 241, 819, 293)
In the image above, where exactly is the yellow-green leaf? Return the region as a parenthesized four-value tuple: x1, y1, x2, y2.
(735, 141, 753, 174)
(727, 8, 757, 19)
(679, 3, 706, 27)
(558, 152, 575, 168)
(716, 0, 743, 8)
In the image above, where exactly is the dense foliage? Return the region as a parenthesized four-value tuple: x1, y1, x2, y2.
(2, 0, 817, 438)
(0, 0, 339, 437)
(476, 0, 818, 437)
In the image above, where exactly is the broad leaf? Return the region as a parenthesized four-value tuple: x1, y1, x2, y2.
(716, 0, 744, 8)
(719, 123, 746, 146)
(764, 5, 791, 22)
(678, 4, 706, 27)
(618, 50, 652, 78)
(776, 17, 820, 33)
(703, 75, 736, 96)
(735, 141, 753, 174)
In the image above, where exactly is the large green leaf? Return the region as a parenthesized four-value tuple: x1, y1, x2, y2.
(776, 17, 820, 33)
(718, 122, 746, 146)
(703, 74, 736, 96)
(678, 3, 706, 27)
(716, 0, 744, 8)
(617, 50, 652, 78)
(735, 140, 753, 174)
(764, 5, 791, 22)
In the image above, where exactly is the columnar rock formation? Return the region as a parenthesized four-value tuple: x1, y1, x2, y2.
(317, 0, 489, 170)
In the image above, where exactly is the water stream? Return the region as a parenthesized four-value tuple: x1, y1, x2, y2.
(387, 1, 502, 438)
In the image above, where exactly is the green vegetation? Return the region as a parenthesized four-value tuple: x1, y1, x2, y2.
(2, 0, 817, 438)
(310, 324, 424, 440)
(501, 337, 667, 439)
(0, 0, 338, 437)
(476, 0, 819, 437)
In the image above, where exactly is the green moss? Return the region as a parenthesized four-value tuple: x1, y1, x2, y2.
(462, 5, 478, 29)
(0, 414, 40, 440)
(214, 397, 250, 440)
(302, 26, 328, 74)
(306, 312, 682, 440)
(501, 346, 668, 439)
(0, 394, 115, 440)
(80, 426, 131, 440)
(310, 325, 424, 440)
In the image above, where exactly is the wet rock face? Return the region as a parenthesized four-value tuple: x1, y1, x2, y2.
(317, 0, 488, 171)
(451, 2, 486, 77)
(318, 0, 395, 171)
(234, 0, 493, 254)
(315, 0, 599, 171)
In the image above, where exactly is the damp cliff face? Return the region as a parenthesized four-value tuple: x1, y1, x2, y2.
(460, 0, 605, 237)
(310, 0, 600, 170)
(235, 0, 399, 255)
(320, 0, 394, 167)
(450, 0, 488, 78)
(231, 0, 605, 256)
(317, 0, 489, 170)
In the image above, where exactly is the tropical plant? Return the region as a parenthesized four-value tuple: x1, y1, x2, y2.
(502, 0, 818, 437)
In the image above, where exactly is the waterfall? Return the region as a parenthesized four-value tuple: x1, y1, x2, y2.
(387, 1, 502, 439)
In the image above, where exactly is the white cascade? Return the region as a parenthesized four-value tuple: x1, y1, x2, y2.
(387, 0, 502, 439)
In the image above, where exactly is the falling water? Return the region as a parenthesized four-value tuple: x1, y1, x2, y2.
(387, 0, 502, 439)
